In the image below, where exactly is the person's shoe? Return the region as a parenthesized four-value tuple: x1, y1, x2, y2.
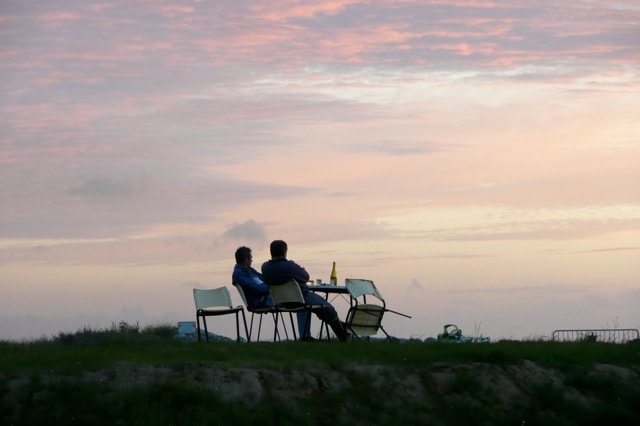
(300, 336, 317, 342)
(328, 319, 350, 341)
(339, 333, 352, 342)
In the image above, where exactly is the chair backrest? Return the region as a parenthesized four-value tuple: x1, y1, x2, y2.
(348, 304, 385, 337)
(345, 278, 385, 303)
(193, 287, 234, 310)
(345, 279, 386, 338)
(269, 279, 305, 310)
(232, 283, 250, 307)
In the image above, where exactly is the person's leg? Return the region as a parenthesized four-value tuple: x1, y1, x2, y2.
(303, 292, 350, 341)
(304, 291, 338, 322)
(296, 311, 311, 339)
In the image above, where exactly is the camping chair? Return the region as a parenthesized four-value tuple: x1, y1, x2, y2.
(232, 283, 285, 342)
(268, 279, 326, 341)
(345, 278, 411, 340)
(193, 287, 249, 343)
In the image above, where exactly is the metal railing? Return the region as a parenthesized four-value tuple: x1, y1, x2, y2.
(552, 328, 639, 343)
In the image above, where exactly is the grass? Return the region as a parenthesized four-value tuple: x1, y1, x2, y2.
(1, 323, 639, 425)
(2, 334, 637, 373)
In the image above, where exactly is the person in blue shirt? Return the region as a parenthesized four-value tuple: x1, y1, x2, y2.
(232, 246, 311, 339)
(232, 246, 271, 309)
(261, 240, 350, 342)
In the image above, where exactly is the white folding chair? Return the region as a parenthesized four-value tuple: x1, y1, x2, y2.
(345, 279, 411, 340)
(193, 287, 249, 343)
(268, 279, 325, 341)
(344, 279, 388, 339)
(232, 283, 282, 342)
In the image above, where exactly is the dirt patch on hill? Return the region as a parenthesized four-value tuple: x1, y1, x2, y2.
(5, 360, 638, 415)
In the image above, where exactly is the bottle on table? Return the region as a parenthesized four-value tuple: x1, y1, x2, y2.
(330, 261, 337, 286)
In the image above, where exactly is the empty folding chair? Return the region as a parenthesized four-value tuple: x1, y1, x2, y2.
(345, 279, 411, 340)
(193, 287, 249, 343)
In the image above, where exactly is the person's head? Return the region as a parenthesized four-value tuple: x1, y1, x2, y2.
(269, 240, 288, 259)
(235, 246, 253, 266)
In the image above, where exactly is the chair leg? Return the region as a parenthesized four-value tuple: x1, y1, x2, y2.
(380, 326, 391, 340)
(272, 311, 300, 341)
(256, 313, 263, 341)
(203, 317, 210, 343)
(304, 308, 313, 339)
(288, 312, 298, 340)
(240, 309, 249, 343)
(247, 312, 255, 342)
(275, 312, 290, 341)
(314, 307, 330, 340)
(196, 315, 202, 342)
(255, 312, 272, 341)
(273, 312, 280, 342)
(271, 312, 282, 342)
(282, 314, 290, 340)
(234, 312, 239, 342)
(317, 316, 330, 340)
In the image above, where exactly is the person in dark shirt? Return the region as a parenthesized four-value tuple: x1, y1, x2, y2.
(232, 246, 310, 337)
(261, 240, 350, 341)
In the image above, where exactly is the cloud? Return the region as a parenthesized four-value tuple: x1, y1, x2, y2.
(67, 176, 143, 200)
(569, 246, 640, 255)
(375, 205, 640, 242)
(0, 169, 313, 239)
(352, 139, 444, 156)
(427, 253, 493, 259)
(1, 0, 639, 341)
(221, 219, 268, 244)
(436, 283, 593, 296)
(409, 278, 424, 291)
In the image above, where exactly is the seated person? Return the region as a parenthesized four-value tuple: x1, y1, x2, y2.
(232, 246, 310, 337)
(261, 240, 350, 341)
(232, 246, 271, 310)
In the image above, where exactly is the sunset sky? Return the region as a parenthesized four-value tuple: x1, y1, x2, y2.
(1, 1, 639, 341)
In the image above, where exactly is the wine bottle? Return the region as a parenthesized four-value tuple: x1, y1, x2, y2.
(330, 262, 337, 286)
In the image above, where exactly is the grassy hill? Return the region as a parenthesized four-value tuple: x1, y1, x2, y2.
(1, 323, 639, 425)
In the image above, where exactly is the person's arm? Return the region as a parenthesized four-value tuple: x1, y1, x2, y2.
(233, 267, 269, 295)
(288, 260, 310, 284)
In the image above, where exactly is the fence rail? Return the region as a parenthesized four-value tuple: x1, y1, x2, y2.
(552, 328, 639, 343)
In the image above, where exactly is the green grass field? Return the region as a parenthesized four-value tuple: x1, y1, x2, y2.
(2, 323, 639, 425)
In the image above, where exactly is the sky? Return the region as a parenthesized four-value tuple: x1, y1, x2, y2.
(1, 0, 639, 342)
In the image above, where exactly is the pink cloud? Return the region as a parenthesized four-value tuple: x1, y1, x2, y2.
(157, 5, 195, 16)
(249, 0, 355, 21)
(41, 12, 79, 21)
